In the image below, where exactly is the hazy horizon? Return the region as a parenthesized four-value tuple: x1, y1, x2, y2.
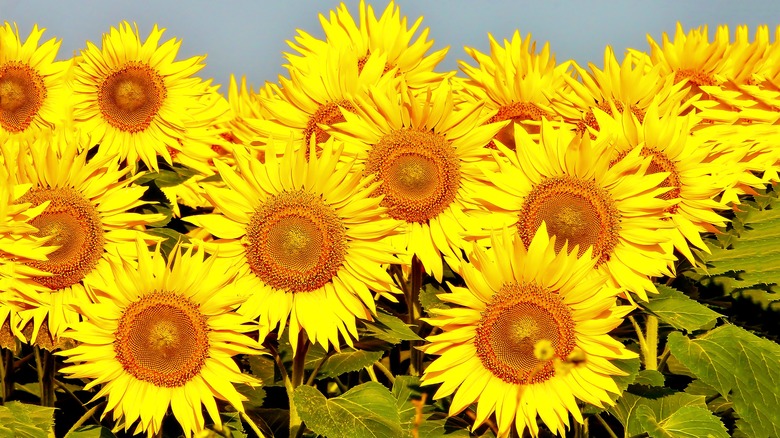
(3, 0, 780, 94)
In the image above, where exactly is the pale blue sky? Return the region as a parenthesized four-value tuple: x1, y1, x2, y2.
(3, 0, 780, 94)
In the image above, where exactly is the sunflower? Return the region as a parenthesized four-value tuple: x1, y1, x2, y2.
(1, 131, 165, 346)
(57, 240, 262, 436)
(0, 22, 69, 143)
(186, 139, 402, 354)
(0, 166, 56, 348)
(458, 31, 570, 149)
(326, 80, 509, 280)
(593, 104, 732, 264)
(478, 121, 675, 300)
(636, 23, 732, 103)
(254, 47, 396, 149)
(421, 226, 636, 437)
(692, 25, 780, 187)
(551, 46, 690, 136)
(287, 0, 450, 89)
(71, 22, 228, 170)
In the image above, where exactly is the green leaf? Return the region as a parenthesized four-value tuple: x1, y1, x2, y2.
(641, 285, 721, 331)
(416, 416, 472, 438)
(0, 401, 55, 438)
(393, 375, 424, 436)
(294, 382, 403, 438)
(609, 392, 707, 436)
(237, 383, 266, 411)
(635, 405, 729, 438)
(634, 369, 666, 387)
(694, 193, 780, 296)
(419, 284, 450, 314)
(668, 324, 780, 438)
(247, 355, 284, 387)
(318, 349, 384, 379)
(67, 425, 118, 438)
(135, 164, 199, 188)
(362, 309, 423, 344)
(145, 228, 191, 259)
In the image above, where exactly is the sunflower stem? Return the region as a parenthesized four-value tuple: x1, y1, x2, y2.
(240, 411, 266, 438)
(55, 379, 96, 422)
(305, 349, 333, 386)
(628, 315, 650, 369)
(409, 255, 424, 376)
(34, 346, 56, 407)
(1, 349, 13, 404)
(644, 315, 659, 371)
(373, 360, 395, 385)
(64, 402, 104, 436)
(594, 413, 619, 438)
(288, 332, 310, 438)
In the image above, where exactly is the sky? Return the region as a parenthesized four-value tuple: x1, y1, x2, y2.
(3, 0, 780, 95)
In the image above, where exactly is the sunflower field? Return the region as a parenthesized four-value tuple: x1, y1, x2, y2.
(1, 1, 779, 437)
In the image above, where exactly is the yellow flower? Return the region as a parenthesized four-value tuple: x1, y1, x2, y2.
(594, 104, 732, 263)
(459, 31, 570, 148)
(552, 46, 690, 135)
(186, 139, 402, 354)
(288, 0, 450, 88)
(639, 23, 732, 101)
(1, 131, 164, 345)
(0, 22, 69, 143)
(327, 80, 508, 280)
(479, 122, 675, 300)
(58, 241, 262, 437)
(71, 22, 228, 170)
(421, 226, 636, 437)
(254, 47, 396, 148)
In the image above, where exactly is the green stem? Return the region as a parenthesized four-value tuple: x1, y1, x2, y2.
(657, 347, 671, 373)
(373, 360, 395, 385)
(64, 402, 104, 436)
(1, 349, 12, 404)
(240, 411, 266, 438)
(644, 315, 659, 371)
(55, 380, 96, 422)
(409, 255, 424, 376)
(594, 413, 619, 438)
(628, 316, 650, 370)
(288, 332, 310, 438)
(305, 349, 333, 386)
(34, 347, 56, 407)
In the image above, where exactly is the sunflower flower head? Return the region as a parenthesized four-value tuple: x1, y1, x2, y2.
(0, 22, 69, 143)
(327, 79, 510, 280)
(1, 130, 165, 346)
(186, 138, 403, 355)
(478, 121, 676, 300)
(71, 21, 229, 170)
(459, 31, 570, 149)
(553, 46, 691, 136)
(287, 0, 451, 89)
(421, 225, 636, 437)
(594, 101, 738, 265)
(57, 240, 262, 437)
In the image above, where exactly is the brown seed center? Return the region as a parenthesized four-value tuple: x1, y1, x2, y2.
(518, 176, 620, 265)
(114, 291, 210, 387)
(0, 62, 47, 132)
(246, 190, 347, 293)
(303, 100, 355, 145)
(613, 147, 681, 213)
(19, 187, 105, 290)
(488, 102, 547, 149)
(475, 283, 576, 384)
(366, 129, 461, 223)
(98, 62, 166, 133)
